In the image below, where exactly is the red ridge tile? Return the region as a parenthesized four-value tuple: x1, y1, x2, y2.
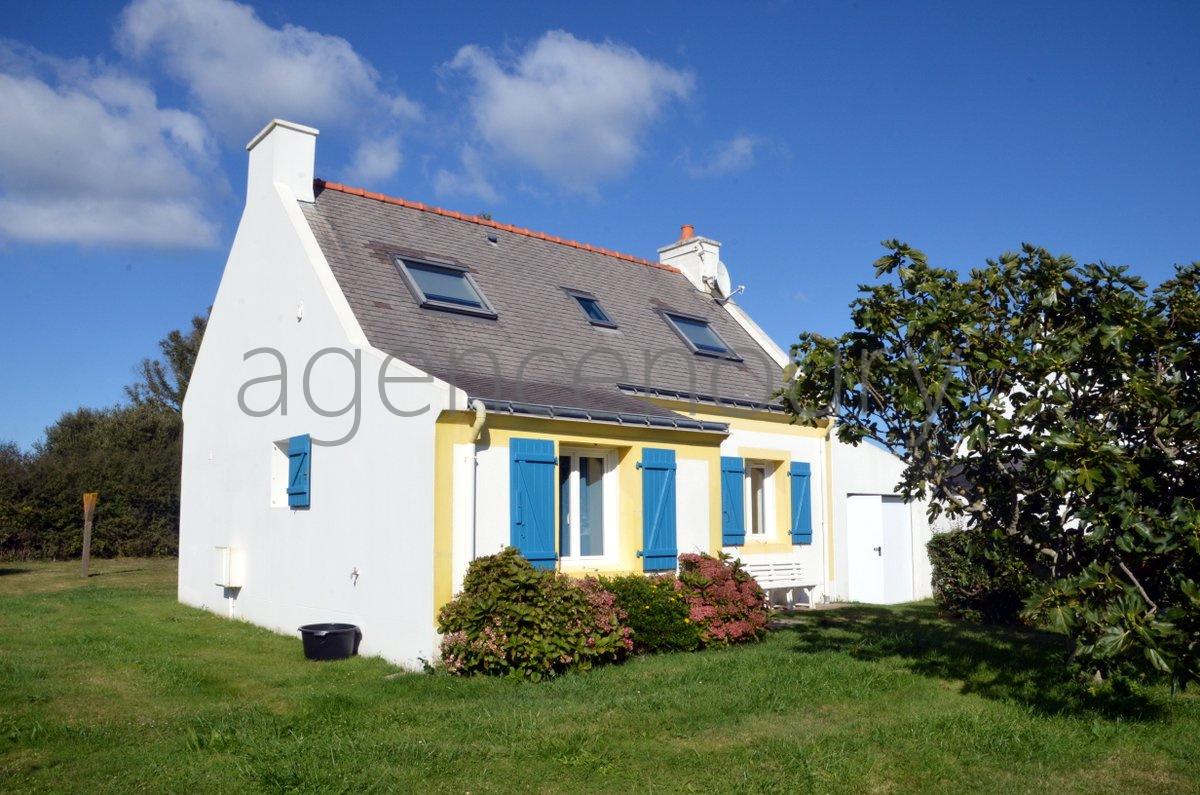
(313, 179, 680, 273)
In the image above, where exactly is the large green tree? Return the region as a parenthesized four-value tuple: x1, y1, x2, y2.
(782, 242, 1199, 689)
(1, 312, 205, 560)
(125, 311, 207, 412)
(27, 404, 183, 557)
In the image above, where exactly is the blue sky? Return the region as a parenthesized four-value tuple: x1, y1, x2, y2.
(2, 0, 1198, 449)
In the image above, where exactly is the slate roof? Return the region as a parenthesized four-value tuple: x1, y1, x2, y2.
(301, 181, 784, 422)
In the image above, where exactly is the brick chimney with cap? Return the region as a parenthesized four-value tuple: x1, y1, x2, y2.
(658, 223, 722, 293)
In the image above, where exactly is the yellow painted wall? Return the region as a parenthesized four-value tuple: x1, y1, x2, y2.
(433, 400, 840, 614)
(433, 411, 724, 613)
(646, 398, 837, 580)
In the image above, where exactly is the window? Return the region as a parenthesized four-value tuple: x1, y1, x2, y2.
(748, 463, 768, 535)
(270, 440, 289, 508)
(741, 460, 775, 538)
(566, 289, 616, 328)
(662, 312, 738, 358)
(558, 451, 613, 558)
(395, 257, 496, 317)
(270, 435, 310, 509)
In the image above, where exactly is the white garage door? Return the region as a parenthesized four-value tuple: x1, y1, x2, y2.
(846, 494, 914, 604)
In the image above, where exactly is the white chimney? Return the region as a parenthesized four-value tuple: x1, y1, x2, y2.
(246, 119, 319, 203)
(658, 223, 722, 293)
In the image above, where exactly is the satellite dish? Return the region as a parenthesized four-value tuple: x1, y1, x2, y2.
(714, 260, 733, 298)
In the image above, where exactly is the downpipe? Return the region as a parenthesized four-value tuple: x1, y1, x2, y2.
(466, 399, 487, 567)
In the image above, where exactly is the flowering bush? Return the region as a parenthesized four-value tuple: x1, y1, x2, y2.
(601, 573, 702, 653)
(676, 553, 770, 644)
(437, 548, 632, 680)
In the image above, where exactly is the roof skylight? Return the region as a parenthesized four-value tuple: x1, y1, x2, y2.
(396, 257, 496, 318)
(662, 312, 738, 358)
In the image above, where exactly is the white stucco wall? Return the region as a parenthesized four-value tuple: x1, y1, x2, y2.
(471, 442, 511, 562)
(675, 457, 711, 555)
(828, 437, 933, 602)
(718, 426, 828, 601)
(179, 124, 453, 667)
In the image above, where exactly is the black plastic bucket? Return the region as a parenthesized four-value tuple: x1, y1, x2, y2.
(298, 623, 362, 661)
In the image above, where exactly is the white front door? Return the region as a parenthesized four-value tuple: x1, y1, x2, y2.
(881, 497, 914, 603)
(846, 495, 884, 603)
(846, 494, 914, 604)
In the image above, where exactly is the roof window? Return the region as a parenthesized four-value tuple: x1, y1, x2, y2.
(396, 257, 496, 318)
(662, 312, 738, 358)
(566, 289, 616, 328)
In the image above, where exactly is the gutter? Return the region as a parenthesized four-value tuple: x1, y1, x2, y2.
(472, 397, 729, 434)
(616, 383, 788, 414)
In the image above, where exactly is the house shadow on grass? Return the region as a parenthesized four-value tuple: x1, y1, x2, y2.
(87, 568, 147, 577)
(779, 604, 1163, 721)
(0, 567, 32, 577)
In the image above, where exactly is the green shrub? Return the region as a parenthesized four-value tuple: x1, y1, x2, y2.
(928, 527, 1036, 624)
(600, 574, 702, 653)
(437, 548, 632, 680)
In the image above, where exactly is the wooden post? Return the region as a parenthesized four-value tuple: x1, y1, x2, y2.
(82, 492, 99, 578)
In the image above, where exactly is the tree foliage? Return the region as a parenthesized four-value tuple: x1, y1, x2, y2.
(927, 523, 1036, 625)
(1, 314, 204, 559)
(125, 311, 207, 412)
(782, 242, 1200, 690)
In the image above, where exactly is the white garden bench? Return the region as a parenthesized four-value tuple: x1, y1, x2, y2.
(738, 556, 817, 609)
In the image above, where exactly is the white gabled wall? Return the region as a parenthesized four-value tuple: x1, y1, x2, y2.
(828, 437, 933, 602)
(179, 120, 453, 667)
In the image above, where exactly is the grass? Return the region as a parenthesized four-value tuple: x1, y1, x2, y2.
(0, 560, 1197, 793)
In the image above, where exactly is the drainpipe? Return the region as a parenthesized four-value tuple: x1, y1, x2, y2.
(469, 398, 487, 442)
(466, 399, 487, 566)
(823, 416, 837, 602)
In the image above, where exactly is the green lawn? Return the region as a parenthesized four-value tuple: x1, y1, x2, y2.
(0, 560, 1196, 793)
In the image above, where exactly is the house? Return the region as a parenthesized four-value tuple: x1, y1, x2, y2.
(179, 119, 933, 666)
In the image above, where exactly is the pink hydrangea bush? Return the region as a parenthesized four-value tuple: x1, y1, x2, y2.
(675, 553, 770, 644)
(437, 548, 632, 680)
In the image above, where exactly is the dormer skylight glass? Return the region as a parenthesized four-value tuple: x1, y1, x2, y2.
(396, 257, 496, 318)
(663, 312, 738, 358)
(566, 290, 616, 328)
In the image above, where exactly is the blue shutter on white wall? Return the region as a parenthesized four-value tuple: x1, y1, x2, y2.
(509, 438, 558, 570)
(287, 434, 311, 508)
(720, 456, 746, 546)
(789, 461, 813, 545)
(639, 448, 677, 572)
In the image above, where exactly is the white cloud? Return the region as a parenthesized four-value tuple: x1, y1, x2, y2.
(0, 41, 218, 247)
(345, 137, 403, 183)
(434, 146, 499, 204)
(682, 134, 764, 178)
(448, 30, 693, 192)
(116, 0, 420, 145)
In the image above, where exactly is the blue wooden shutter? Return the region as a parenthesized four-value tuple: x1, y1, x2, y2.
(287, 434, 311, 508)
(789, 461, 813, 545)
(720, 456, 746, 546)
(510, 438, 557, 569)
(640, 448, 677, 572)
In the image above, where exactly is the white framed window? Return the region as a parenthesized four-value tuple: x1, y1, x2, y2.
(558, 449, 618, 560)
(745, 461, 775, 538)
(269, 439, 289, 508)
